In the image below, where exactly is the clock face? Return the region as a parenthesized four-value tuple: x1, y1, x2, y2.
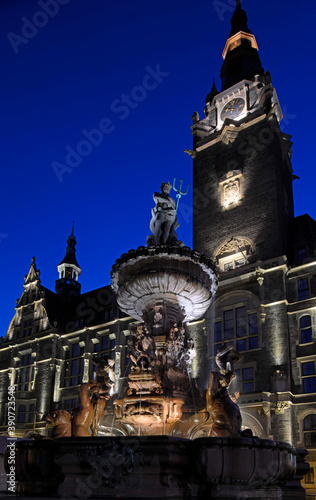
(220, 98, 245, 120)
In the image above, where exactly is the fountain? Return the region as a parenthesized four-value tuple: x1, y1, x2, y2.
(4, 180, 310, 498)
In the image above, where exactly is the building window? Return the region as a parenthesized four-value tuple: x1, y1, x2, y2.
(301, 361, 316, 393)
(104, 309, 114, 321)
(63, 343, 84, 387)
(300, 316, 312, 344)
(298, 248, 306, 262)
(298, 279, 309, 301)
(234, 366, 255, 394)
(17, 404, 26, 423)
(22, 319, 33, 338)
(64, 398, 78, 410)
(28, 404, 35, 424)
(214, 307, 258, 355)
(16, 354, 34, 391)
(303, 414, 316, 447)
(91, 334, 114, 378)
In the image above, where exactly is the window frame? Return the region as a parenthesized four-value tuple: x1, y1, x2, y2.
(214, 304, 259, 355)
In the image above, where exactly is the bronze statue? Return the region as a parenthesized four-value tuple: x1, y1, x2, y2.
(72, 382, 108, 437)
(44, 409, 72, 438)
(206, 345, 243, 438)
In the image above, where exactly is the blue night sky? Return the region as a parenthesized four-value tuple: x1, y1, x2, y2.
(1, 0, 315, 336)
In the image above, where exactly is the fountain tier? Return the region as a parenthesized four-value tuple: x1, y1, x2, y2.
(111, 245, 217, 334)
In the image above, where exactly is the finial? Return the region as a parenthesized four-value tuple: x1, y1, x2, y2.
(32, 256, 36, 265)
(236, 0, 241, 9)
(72, 220, 75, 235)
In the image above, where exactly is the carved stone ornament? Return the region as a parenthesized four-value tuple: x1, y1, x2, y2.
(272, 401, 290, 415)
(80, 440, 134, 487)
(216, 237, 254, 260)
(223, 179, 240, 207)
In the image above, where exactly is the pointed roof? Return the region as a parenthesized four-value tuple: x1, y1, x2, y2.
(205, 78, 219, 105)
(24, 256, 41, 285)
(58, 222, 80, 268)
(229, 0, 252, 37)
(220, 0, 263, 91)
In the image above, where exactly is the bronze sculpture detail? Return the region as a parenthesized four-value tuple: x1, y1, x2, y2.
(206, 345, 243, 438)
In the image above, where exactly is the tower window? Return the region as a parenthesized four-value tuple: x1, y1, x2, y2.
(303, 414, 316, 447)
(301, 361, 316, 393)
(298, 279, 309, 301)
(214, 307, 258, 354)
(300, 316, 312, 344)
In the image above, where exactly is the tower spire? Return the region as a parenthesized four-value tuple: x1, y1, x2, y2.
(55, 224, 81, 298)
(220, 1, 263, 91)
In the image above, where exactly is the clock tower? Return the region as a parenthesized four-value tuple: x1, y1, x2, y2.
(192, 0, 294, 268)
(188, 0, 316, 455)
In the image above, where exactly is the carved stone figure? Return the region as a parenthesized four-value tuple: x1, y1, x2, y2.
(128, 323, 157, 371)
(44, 410, 72, 438)
(72, 382, 107, 437)
(206, 345, 242, 437)
(126, 323, 162, 395)
(147, 182, 179, 246)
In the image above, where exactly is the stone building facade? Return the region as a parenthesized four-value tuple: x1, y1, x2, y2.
(0, 1, 315, 495)
(190, 2, 316, 494)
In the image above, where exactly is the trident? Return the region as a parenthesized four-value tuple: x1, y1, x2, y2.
(172, 177, 189, 213)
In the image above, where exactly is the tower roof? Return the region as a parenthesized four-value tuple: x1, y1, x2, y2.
(229, 0, 252, 37)
(220, 0, 264, 91)
(58, 222, 80, 268)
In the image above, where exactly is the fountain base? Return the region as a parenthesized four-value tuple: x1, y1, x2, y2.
(5, 436, 309, 499)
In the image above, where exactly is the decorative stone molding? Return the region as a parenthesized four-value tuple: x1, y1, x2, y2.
(272, 401, 290, 415)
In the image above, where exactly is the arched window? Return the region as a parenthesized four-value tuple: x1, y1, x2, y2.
(17, 404, 26, 423)
(300, 316, 312, 344)
(303, 414, 316, 447)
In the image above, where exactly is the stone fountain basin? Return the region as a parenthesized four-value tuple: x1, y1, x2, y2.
(111, 246, 218, 324)
(6, 436, 309, 499)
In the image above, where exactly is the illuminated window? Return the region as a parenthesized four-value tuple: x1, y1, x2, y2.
(17, 404, 26, 423)
(16, 354, 34, 391)
(63, 343, 84, 387)
(300, 316, 312, 344)
(234, 366, 255, 393)
(214, 307, 258, 354)
(298, 279, 309, 301)
(301, 362, 316, 393)
(303, 415, 316, 447)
